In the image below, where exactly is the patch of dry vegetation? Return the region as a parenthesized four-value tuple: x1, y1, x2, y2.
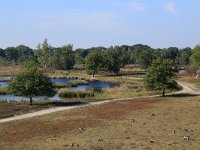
(0, 66, 21, 76)
(0, 97, 200, 150)
(0, 101, 51, 119)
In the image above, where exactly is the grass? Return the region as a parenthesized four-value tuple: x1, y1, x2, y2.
(0, 87, 10, 95)
(0, 101, 51, 119)
(59, 89, 94, 98)
(0, 78, 11, 82)
(0, 66, 21, 76)
(179, 78, 200, 90)
(0, 96, 199, 150)
(54, 83, 66, 88)
(66, 79, 89, 87)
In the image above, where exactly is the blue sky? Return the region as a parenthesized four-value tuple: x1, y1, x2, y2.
(0, 0, 200, 49)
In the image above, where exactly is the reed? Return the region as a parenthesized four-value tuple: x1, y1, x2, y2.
(59, 89, 94, 98)
(54, 83, 66, 88)
(67, 80, 89, 87)
(0, 87, 10, 95)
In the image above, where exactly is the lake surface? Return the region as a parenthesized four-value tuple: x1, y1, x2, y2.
(0, 77, 115, 101)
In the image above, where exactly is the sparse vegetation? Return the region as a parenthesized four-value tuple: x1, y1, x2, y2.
(0, 87, 10, 95)
(59, 89, 94, 98)
(0, 96, 200, 150)
(66, 80, 89, 87)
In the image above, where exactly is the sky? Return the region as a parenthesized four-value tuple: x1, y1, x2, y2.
(0, 0, 200, 49)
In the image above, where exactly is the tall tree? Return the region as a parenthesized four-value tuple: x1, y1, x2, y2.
(162, 47, 179, 61)
(85, 49, 102, 77)
(138, 49, 155, 69)
(190, 45, 200, 66)
(129, 44, 151, 64)
(145, 58, 178, 96)
(37, 39, 52, 68)
(8, 64, 56, 105)
(179, 47, 192, 65)
(16, 45, 34, 62)
(105, 46, 124, 74)
(59, 45, 75, 71)
(0, 48, 6, 58)
(4, 47, 19, 63)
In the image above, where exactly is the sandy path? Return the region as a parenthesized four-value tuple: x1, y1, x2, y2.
(176, 81, 200, 95)
(0, 81, 198, 123)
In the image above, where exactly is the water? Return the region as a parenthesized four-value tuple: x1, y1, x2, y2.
(0, 77, 115, 101)
(0, 82, 8, 87)
(0, 94, 62, 102)
(68, 80, 114, 91)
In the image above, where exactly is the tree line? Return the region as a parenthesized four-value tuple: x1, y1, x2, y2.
(0, 39, 200, 75)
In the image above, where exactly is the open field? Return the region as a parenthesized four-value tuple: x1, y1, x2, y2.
(0, 66, 199, 150)
(0, 101, 51, 119)
(0, 96, 199, 150)
(179, 78, 200, 91)
(0, 66, 21, 76)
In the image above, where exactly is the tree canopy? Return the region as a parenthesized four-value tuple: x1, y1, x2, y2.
(85, 49, 103, 76)
(190, 45, 200, 66)
(144, 58, 178, 96)
(8, 65, 56, 105)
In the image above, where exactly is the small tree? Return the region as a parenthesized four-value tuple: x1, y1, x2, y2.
(144, 58, 178, 96)
(8, 65, 56, 105)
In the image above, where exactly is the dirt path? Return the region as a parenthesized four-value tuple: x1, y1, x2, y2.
(176, 81, 200, 95)
(0, 81, 198, 123)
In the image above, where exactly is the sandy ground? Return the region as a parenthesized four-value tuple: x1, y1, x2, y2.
(0, 81, 199, 123)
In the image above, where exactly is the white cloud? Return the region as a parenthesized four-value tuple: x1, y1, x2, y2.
(128, 0, 146, 12)
(165, 1, 178, 16)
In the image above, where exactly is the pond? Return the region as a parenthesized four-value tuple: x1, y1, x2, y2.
(0, 77, 115, 101)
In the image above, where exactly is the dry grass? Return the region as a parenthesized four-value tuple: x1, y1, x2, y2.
(0, 66, 21, 76)
(0, 96, 200, 150)
(179, 78, 200, 91)
(0, 102, 51, 119)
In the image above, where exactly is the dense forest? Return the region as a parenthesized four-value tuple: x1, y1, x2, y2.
(0, 39, 199, 75)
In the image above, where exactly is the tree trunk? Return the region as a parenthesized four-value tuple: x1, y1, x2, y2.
(92, 71, 95, 77)
(162, 89, 165, 97)
(30, 97, 33, 105)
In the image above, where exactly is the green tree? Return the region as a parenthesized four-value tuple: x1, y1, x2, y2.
(37, 39, 52, 68)
(4, 47, 19, 63)
(190, 45, 200, 66)
(144, 59, 178, 96)
(161, 47, 179, 61)
(129, 44, 151, 64)
(138, 49, 155, 69)
(105, 46, 124, 74)
(59, 45, 75, 71)
(16, 45, 34, 63)
(8, 65, 56, 105)
(179, 47, 191, 65)
(0, 48, 6, 58)
(85, 50, 102, 77)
